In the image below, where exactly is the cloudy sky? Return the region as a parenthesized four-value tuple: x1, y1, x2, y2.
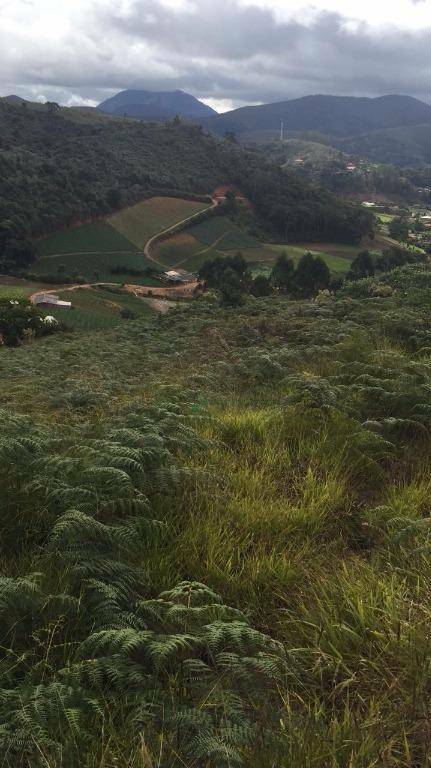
(1, 0, 431, 111)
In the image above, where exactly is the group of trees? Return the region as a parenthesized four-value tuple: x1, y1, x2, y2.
(271, 251, 331, 296)
(199, 242, 426, 305)
(0, 298, 56, 346)
(199, 252, 251, 305)
(388, 216, 410, 242)
(199, 250, 331, 305)
(347, 245, 426, 282)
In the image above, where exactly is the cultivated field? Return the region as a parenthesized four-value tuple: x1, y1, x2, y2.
(0, 277, 61, 298)
(33, 196, 210, 284)
(155, 216, 367, 275)
(33, 251, 160, 285)
(154, 215, 263, 269)
(107, 197, 209, 249)
(36, 222, 137, 257)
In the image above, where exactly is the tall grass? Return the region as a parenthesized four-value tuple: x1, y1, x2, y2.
(1, 267, 431, 764)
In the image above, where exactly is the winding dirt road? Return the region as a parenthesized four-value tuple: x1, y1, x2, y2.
(143, 197, 219, 266)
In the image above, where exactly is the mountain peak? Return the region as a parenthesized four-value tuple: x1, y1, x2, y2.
(98, 89, 216, 121)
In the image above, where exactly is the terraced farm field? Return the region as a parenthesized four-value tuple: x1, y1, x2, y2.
(33, 196, 210, 284)
(108, 197, 209, 248)
(36, 222, 137, 257)
(154, 215, 262, 269)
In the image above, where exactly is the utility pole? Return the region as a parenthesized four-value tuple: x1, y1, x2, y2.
(280, 120, 284, 142)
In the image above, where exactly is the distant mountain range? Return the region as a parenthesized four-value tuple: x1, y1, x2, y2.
(98, 89, 216, 121)
(5, 88, 431, 166)
(203, 94, 431, 140)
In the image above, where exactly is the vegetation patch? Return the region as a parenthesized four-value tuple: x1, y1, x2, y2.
(2, 265, 431, 764)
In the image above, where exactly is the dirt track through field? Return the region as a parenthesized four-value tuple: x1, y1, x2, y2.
(144, 197, 219, 267)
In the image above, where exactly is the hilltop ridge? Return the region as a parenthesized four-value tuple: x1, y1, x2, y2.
(203, 93, 431, 140)
(98, 88, 216, 121)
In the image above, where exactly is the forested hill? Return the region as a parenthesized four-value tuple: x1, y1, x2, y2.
(204, 94, 431, 140)
(0, 99, 372, 269)
(98, 89, 216, 120)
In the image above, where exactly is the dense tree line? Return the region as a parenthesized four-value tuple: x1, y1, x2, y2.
(0, 100, 373, 271)
(199, 250, 331, 305)
(346, 244, 427, 282)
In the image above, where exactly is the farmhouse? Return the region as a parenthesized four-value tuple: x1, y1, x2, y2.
(164, 270, 196, 284)
(33, 293, 72, 308)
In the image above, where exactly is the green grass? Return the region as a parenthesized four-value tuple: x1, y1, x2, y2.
(2, 265, 431, 763)
(107, 196, 209, 249)
(35, 221, 137, 257)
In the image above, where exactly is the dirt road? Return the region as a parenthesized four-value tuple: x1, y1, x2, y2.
(143, 198, 219, 266)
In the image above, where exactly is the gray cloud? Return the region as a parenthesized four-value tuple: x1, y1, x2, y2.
(1, 0, 431, 108)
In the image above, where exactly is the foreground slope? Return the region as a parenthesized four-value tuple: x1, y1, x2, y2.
(2, 264, 431, 764)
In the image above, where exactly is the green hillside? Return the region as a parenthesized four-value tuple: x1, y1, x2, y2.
(338, 122, 431, 166)
(204, 94, 431, 139)
(0, 98, 372, 275)
(2, 264, 431, 764)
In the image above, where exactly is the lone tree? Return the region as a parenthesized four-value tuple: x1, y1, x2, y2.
(270, 251, 294, 293)
(295, 253, 330, 296)
(219, 267, 244, 307)
(347, 250, 375, 281)
(251, 274, 272, 297)
(389, 217, 409, 243)
(199, 252, 250, 306)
